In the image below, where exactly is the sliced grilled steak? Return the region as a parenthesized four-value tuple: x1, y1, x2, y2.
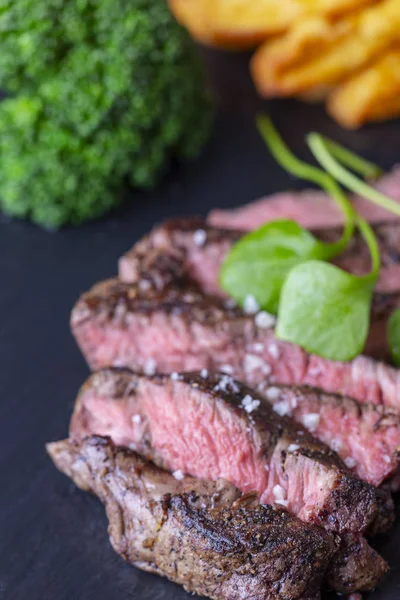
(118, 218, 400, 359)
(120, 217, 400, 296)
(69, 368, 392, 537)
(47, 436, 337, 600)
(71, 276, 400, 411)
(207, 165, 400, 231)
(256, 382, 400, 487)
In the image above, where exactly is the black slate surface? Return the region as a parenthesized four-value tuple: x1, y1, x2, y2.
(2, 50, 400, 600)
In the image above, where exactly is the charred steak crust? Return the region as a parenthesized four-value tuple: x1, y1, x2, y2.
(70, 368, 393, 537)
(47, 436, 335, 600)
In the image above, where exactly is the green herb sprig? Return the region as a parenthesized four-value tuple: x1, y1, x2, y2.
(220, 116, 356, 315)
(219, 115, 399, 362)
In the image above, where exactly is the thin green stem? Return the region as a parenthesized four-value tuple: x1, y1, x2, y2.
(257, 114, 355, 257)
(317, 137, 383, 179)
(356, 216, 380, 283)
(308, 133, 400, 217)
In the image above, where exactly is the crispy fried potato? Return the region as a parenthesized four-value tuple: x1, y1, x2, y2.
(209, 0, 373, 46)
(169, 0, 372, 49)
(327, 48, 400, 128)
(251, 0, 400, 97)
(169, 0, 217, 46)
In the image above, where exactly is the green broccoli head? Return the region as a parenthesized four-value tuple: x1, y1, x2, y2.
(0, 0, 213, 228)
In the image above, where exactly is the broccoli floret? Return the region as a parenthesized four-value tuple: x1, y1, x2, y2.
(0, 0, 213, 228)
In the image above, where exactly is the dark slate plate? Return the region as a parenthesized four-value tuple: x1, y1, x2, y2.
(1, 50, 400, 600)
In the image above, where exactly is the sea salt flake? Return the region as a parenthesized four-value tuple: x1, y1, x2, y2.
(244, 354, 271, 375)
(303, 413, 320, 432)
(252, 343, 264, 353)
(241, 394, 253, 407)
(344, 457, 357, 469)
(193, 229, 207, 247)
(144, 358, 157, 376)
(273, 484, 286, 501)
(139, 279, 151, 291)
(172, 470, 184, 481)
(383, 455, 391, 464)
(330, 438, 342, 453)
(268, 342, 280, 359)
(132, 414, 142, 425)
(170, 372, 180, 381)
(244, 399, 260, 414)
(275, 499, 289, 508)
(200, 368, 209, 379)
(265, 386, 281, 401)
(255, 311, 276, 329)
(288, 444, 300, 452)
(243, 294, 260, 314)
(273, 401, 291, 417)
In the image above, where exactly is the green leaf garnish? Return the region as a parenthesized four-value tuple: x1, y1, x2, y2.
(276, 261, 374, 361)
(220, 219, 335, 313)
(388, 309, 400, 367)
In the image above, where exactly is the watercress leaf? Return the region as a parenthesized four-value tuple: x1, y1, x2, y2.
(276, 261, 374, 362)
(388, 309, 400, 367)
(219, 219, 332, 314)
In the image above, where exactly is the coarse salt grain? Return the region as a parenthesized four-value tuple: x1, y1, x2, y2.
(243, 295, 260, 315)
(383, 455, 392, 464)
(252, 343, 264, 353)
(172, 470, 184, 481)
(220, 364, 234, 375)
(330, 438, 342, 453)
(255, 311, 276, 329)
(268, 343, 280, 359)
(244, 399, 260, 414)
(241, 394, 253, 406)
(302, 413, 320, 432)
(287, 444, 300, 452)
(273, 484, 286, 501)
(265, 386, 280, 401)
(132, 414, 142, 424)
(275, 499, 289, 508)
(139, 279, 151, 291)
(344, 457, 357, 469)
(170, 372, 180, 381)
(273, 401, 291, 417)
(200, 368, 209, 379)
(144, 358, 157, 376)
(244, 354, 271, 375)
(193, 229, 207, 247)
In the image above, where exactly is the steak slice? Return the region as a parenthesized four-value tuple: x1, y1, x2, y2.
(207, 165, 400, 231)
(256, 382, 400, 487)
(69, 368, 392, 537)
(118, 218, 400, 358)
(71, 276, 400, 411)
(47, 436, 336, 600)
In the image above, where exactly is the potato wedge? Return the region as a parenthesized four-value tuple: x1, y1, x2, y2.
(327, 48, 400, 128)
(251, 0, 400, 97)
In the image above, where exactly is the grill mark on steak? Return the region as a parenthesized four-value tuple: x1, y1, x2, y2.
(47, 436, 337, 600)
(69, 368, 392, 537)
(70, 275, 400, 411)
